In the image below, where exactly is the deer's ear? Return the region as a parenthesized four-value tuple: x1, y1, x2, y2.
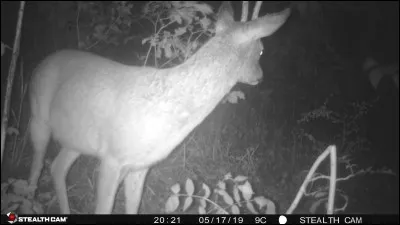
(216, 1, 235, 34)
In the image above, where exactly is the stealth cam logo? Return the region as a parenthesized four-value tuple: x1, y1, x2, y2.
(7, 212, 18, 224)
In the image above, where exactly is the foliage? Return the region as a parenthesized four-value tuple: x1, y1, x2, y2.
(140, 1, 214, 67)
(76, 1, 214, 67)
(76, 1, 135, 49)
(1, 178, 45, 214)
(165, 173, 277, 214)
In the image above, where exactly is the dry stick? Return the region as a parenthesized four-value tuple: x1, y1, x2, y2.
(1, 1, 25, 166)
(285, 145, 337, 214)
(327, 145, 337, 214)
(11, 60, 27, 165)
